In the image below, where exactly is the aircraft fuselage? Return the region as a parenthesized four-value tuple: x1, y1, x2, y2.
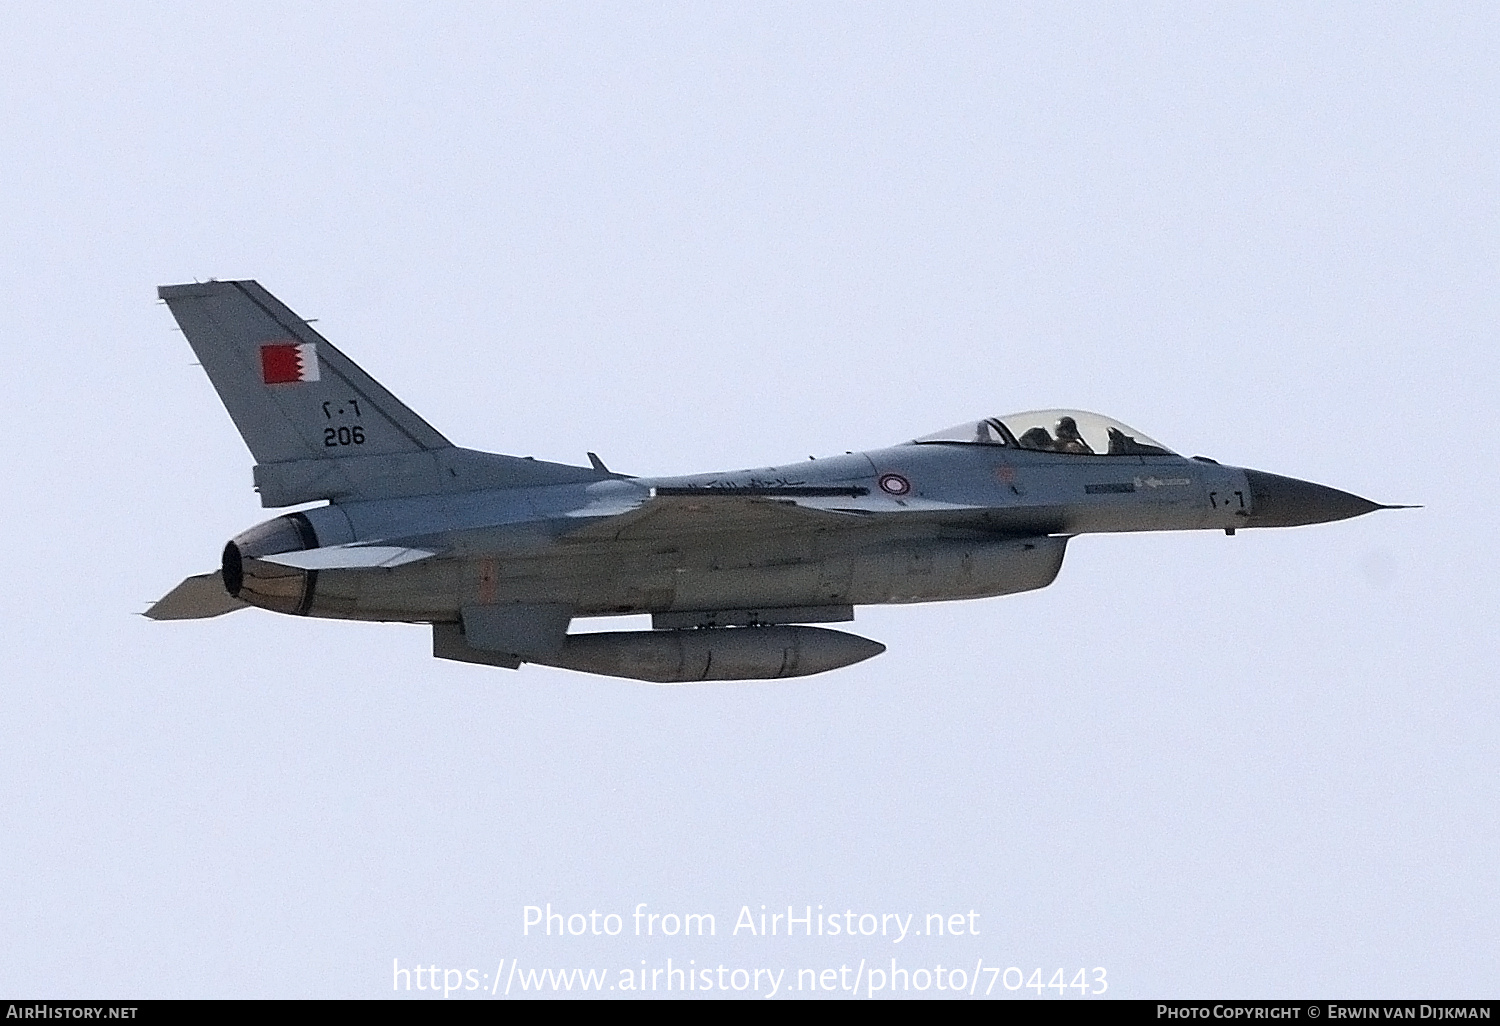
(228, 444, 1300, 625)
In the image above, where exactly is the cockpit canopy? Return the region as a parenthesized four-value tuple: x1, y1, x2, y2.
(913, 409, 1174, 456)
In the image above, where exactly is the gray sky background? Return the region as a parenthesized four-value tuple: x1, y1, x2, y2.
(1, 2, 1495, 998)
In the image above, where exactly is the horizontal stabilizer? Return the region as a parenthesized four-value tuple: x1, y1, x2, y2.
(146, 572, 247, 620)
(259, 545, 437, 570)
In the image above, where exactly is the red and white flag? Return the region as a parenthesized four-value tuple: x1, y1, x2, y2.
(260, 342, 320, 384)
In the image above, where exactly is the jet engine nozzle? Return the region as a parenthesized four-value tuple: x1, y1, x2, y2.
(221, 512, 321, 615)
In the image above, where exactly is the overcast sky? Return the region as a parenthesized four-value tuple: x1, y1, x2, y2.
(1, 2, 1495, 999)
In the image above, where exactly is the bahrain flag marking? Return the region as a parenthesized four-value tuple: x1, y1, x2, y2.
(260, 342, 320, 384)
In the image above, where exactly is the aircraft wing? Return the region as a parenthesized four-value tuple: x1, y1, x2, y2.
(146, 572, 248, 620)
(561, 493, 867, 542)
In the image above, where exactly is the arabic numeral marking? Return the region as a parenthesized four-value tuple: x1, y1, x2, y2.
(323, 426, 366, 447)
(1049, 968, 1066, 995)
(1234, 490, 1245, 508)
(1071, 968, 1089, 994)
(1208, 490, 1219, 508)
(1003, 967, 1023, 991)
(1093, 967, 1107, 995)
(1028, 968, 1044, 995)
(322, 399, 364, 420)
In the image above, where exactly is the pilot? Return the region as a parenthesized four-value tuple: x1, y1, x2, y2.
(1053, 416, 1093, 454)
(1017, 426, 1054, 451)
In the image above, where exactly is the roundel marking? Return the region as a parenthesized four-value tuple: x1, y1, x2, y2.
(879, 473, 911, 496)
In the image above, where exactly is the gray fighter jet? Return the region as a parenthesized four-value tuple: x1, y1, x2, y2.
(148, 281, 1408, 682)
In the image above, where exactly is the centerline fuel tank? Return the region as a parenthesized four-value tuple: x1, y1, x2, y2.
(433, 623, 885, 682)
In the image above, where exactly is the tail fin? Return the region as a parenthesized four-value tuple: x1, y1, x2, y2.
(160, 280, 604, 506)
(159, 280, 449, 464)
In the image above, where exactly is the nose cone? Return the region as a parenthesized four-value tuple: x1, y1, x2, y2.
(1241, 469, 1386, 528)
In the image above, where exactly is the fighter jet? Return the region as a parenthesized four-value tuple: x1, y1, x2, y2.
(147, 280, 1409, 682)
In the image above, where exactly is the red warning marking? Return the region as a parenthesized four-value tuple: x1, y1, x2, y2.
(879, 473, 911, 496)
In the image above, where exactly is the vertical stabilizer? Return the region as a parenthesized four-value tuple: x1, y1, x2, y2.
(160, 280, 607, 505)
(159, 280, 450, 465)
